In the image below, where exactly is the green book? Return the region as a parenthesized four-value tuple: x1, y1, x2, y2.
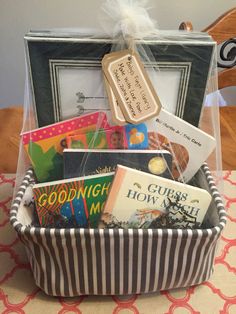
(33, 172, 114, 227)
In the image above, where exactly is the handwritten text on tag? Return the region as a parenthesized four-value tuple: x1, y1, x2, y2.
(102, 50, 162, 124)
(103, 75, 126, 125)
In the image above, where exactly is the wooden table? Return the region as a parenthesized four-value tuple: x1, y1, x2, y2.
(220, 106, 236, 170)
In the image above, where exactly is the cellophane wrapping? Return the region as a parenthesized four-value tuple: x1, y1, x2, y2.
(14, 0, 222, 230)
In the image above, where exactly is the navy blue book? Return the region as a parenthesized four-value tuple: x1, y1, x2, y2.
(63, 149, 173, 179)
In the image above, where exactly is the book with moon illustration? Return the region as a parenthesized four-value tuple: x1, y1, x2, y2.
(33, 172, 114, 228)
(63, 149, 173, 179)
(21, 111, 109, 183)
(102, 165, 212, 228)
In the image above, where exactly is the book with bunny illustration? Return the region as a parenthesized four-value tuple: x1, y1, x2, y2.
(102, 165, 212, 228)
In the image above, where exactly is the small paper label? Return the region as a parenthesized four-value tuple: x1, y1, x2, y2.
(102, 49, 162, 124)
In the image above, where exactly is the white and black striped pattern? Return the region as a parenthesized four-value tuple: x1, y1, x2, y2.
(10, 165, 227, 296)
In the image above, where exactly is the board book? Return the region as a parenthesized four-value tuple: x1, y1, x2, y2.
(63, 149, 173, 179)
(103, 165, 212, 228)
(21, 111, 109, 182)
(33, 172, 114, 228)
(146, 108, 216, 182)
(66, 123, 149, 150)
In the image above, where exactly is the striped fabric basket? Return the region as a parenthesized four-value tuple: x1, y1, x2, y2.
(10, 164, 226, 297)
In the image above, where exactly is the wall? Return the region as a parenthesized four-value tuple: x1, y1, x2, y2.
(0, 0, 235, 107)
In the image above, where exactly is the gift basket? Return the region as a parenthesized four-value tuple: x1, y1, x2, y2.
(10, 0, 226, 296)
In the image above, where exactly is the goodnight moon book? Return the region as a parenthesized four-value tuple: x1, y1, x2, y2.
(63, 149, 172, 179)
(33, 172, 114, 227)
(103, 165, 212, 228)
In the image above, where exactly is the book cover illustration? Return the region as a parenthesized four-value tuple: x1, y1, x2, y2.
(103, 165, 212, 228)
(22, 111, 109, 183)
(146, 109, 216, 182)
(148, 132, 189, 179)
(125, 123, 149, 149)
(33, 172, 114, 228)
(63, 149, 173, 179)
(66, 125, 128, 149)
(66, 123, 149, 150)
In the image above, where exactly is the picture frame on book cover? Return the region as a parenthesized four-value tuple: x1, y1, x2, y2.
(25, 35, 215, 127)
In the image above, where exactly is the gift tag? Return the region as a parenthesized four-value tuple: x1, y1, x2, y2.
(102, 49, 162, 124)
(103, 75, 127, 126)
(103, 51, 128, 125)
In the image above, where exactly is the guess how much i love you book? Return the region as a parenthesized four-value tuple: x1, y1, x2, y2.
(33, 172, 114, 227)
(103, 165, 212, 228)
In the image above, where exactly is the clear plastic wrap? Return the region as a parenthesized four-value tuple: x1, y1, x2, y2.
(14, 0, 222, 230)
(9, 0, 227, 297)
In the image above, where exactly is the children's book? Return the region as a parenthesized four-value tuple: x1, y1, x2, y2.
(63, 149, 173, 179)
(103, 165, 212, 228)
(66, 123, 149, 150)
(21, 112, 109, 182)
(146, 109, 216, 182)
(33, 172, 114, 228)
(66, 125, 128, 149)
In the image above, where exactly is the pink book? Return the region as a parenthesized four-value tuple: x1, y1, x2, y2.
(21, 111, 109, 182)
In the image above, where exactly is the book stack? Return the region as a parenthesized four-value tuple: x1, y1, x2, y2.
(22, 104, 216, 229)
